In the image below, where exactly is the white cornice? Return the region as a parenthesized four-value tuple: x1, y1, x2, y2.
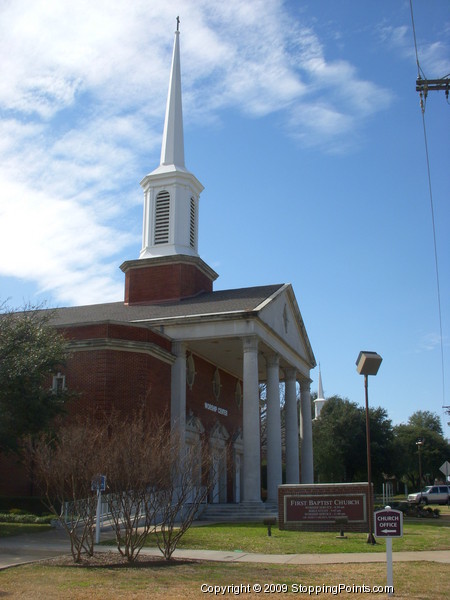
(66, 338, 175, 365)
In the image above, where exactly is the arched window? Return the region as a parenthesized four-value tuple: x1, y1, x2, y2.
(154, 190, 170, 244)
(187, 353, 196, 390)
(212, 368, 221, 401)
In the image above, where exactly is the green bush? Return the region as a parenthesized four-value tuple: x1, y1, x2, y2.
(8, 508, 29, 515)
(0, 512, 53, 524)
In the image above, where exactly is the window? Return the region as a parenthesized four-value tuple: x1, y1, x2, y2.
(189, 197, 196, 249)
(52, 372, 66, 394)
(212, 368, 221, 401)
(187, 353, 196, 390)
(154, 191, 170, 244)
(235, 381, 242, 408)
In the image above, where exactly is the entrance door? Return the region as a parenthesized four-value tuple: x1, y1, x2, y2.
(212, 454, 220, 503)
(235, 454, 241, 503)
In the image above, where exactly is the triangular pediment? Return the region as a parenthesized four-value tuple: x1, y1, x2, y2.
(257, 284, 315, 368)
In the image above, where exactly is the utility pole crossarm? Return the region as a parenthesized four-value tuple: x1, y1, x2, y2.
(416, 76, 450, 97)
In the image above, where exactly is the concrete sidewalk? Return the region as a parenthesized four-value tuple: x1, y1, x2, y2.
(1, 527, 449, 570)
(0, 527, 70, 569)
(137, 547, 450, 565)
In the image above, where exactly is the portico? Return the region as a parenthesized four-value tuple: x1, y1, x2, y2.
(145, 280, 316, 504)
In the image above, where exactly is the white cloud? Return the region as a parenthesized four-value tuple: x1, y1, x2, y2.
(0, 0, 394, 305)
(377, 22, 450, 78)
(0, 176, 130, 304)
(416, 332, 448, 353)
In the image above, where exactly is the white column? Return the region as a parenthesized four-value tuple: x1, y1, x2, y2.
(242, 336, 261, 504)
(299, 378, 314, 483)
(266, 354, 282, 504)
(171, 341, 187, 453)
(284, 367, 300, 484)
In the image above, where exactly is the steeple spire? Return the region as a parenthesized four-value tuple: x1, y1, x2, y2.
(138, 21, 206, 262)
(160, 20, 185, 169)
(314, 364, 326, 419)
(318, 365, 324, 400)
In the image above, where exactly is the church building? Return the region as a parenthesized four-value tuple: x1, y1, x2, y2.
(3, 26, 316, 506)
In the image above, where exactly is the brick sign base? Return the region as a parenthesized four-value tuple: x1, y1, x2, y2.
(278, 483, 372, 532)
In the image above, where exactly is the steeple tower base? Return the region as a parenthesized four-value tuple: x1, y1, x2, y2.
(120, 255, 218, 305)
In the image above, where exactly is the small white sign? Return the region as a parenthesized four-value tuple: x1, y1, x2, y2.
(204, 402, 228, 417)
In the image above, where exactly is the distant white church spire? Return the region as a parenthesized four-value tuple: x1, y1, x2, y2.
(318, 367, 324, 399)
(139, 19, 204, 260)
(314, 364, 326, 419)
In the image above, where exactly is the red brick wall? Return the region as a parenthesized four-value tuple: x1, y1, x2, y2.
(0, 453, 31, 497)
(186, 355, 243, 503)
(124, 262, 213, 304)
(63, 349, 170, 420)
(278, 483, 372, 532)
(0, 321, 173, 497)
(2, 328, 244, 501)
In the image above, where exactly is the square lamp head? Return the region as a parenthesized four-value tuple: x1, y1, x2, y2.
(356, 351, 382, 376)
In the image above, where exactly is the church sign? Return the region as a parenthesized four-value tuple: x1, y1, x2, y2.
(279, 483, 370, 532)
(285, 494, 365, 523)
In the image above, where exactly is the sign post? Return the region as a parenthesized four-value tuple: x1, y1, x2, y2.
(374, 506, 403, 596)
(91, 475, 106, 544)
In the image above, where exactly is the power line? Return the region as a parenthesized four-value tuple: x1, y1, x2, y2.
(409, 0, 447, 409)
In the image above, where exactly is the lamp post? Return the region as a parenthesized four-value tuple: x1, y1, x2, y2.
(416, 438, 424, 490)
(356, 351, 383, 545)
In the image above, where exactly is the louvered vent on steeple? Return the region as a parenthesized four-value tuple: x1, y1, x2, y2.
(154, 191, 170, 244)
(189, 197, 196, 249)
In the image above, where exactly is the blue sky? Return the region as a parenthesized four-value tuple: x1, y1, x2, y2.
(0, 1, 449, 436)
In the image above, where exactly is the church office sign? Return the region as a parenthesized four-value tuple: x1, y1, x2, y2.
(279, 483, 370, 532)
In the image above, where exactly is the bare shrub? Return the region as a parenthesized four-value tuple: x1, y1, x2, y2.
(150, 439, 214, 560)
(102, 411, 172, 562)
(27, 421, 104, 562)
(103, 412, 215, 562)
(28, 409, 217, 563)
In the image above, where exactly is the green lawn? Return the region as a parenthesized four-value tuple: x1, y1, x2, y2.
(142, 518, 450, 554)
(0, 559, 447, 599)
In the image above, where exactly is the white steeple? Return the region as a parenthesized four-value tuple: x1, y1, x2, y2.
(318, 367, 324, 399)
(313, 364, 326, 419)
(139, 19, 204, 260)
(160, 23, 185, 169)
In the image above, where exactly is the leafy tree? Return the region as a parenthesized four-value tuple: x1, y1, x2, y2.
(0, 304, 69, 453)
(312, 395, 394, 487)
(392, 410, 450, 490)
(407, 410, 443, 435)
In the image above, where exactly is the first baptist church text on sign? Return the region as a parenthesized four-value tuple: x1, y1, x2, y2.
(286, 495, 366, 523)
